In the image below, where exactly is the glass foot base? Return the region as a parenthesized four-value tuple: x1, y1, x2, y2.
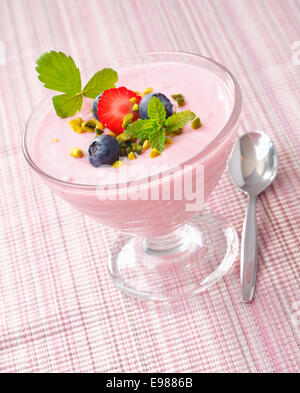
(108, 211, 238, 301)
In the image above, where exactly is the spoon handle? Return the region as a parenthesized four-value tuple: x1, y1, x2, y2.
(241, 194, 258, 302)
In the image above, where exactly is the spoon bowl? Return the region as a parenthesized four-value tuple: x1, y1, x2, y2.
(229, 131, 278, 196)
(228, 131, 278, 302)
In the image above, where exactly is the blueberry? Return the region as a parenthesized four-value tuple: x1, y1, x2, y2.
(139, 92, 173, 120)
(92, 93, 103, 120)
(88, 135, 120, 167)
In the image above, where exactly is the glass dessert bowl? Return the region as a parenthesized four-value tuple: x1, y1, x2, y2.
(23, 51, 242, 301)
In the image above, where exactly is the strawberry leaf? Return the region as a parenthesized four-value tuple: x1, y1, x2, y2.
(52, 93, 83, 118)
(82, 68, 118, 99)
(36, 51, 120, 118)
(36, 51, 81, 94)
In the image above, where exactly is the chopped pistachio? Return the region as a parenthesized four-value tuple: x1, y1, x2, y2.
(129, 97, 137, 104)
(81, 119, 98, 132)
(131, 142, 142, 155)
(171, 94, 184, 100)
(70, 147, 83, 158)
(69, 117, 83, 132)
(142, 139, 150, 151)
(150, 148, 160, 158)
(167, 129, 183, 137)
(128, 151, 136, 160)
(116, 132, 131, 142)
(76, 126, 84, 133)
(120, 148, 127, 156)
(143, 87, 153, 96)
(171, 94, 185, 107)
(95, 128, 104, 135)
(165, 137, 173, 145)
(126, 146, 133, 155)
(112, 160, 125, 168)
(136, 145, 142, 155)
(51, 138, 58, 143)
(132, 103, 139, 111)
(167, 128, 183, 136)
(96, 121, 104, 130)
(122, 113, 134, 129)
(191, 117, 202, 129)
(131, 142, 139, 152)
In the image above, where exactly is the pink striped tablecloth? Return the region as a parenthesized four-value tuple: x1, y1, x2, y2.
(0, 0, 299, 373)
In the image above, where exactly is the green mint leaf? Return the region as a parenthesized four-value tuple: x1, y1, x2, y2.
(82, 68, 118, 99)
(36, 51, 81, 94)
(149, 126, 166, 152)
(164, 110, 195, 132)
(147, 96, 166, 124)
(126, 119, 158, 139)
(52, 94, 83, 118)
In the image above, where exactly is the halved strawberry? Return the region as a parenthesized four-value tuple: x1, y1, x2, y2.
(97, 87, 142, 134)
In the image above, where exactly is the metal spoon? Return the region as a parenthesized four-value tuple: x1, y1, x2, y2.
(228, 131, 278, 302)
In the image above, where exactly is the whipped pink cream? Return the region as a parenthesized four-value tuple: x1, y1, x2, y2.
(33, 62, 233, 185)
(30, 61, 239, 237)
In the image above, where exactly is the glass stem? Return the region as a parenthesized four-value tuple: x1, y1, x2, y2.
(144, 225, 188, 254)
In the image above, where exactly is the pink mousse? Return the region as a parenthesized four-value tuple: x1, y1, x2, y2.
(31, 61, 238, 237)
(34, 62, 233, 185)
